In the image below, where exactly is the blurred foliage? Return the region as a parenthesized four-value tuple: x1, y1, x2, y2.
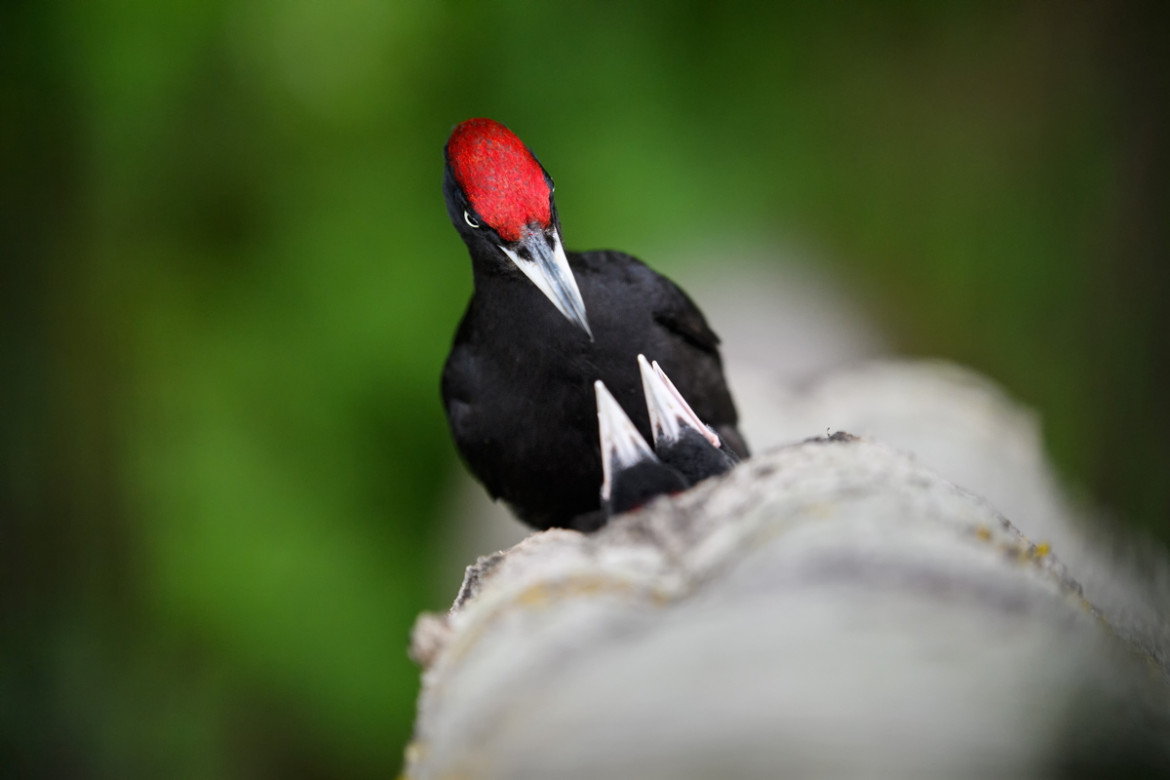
(2, 0, 1166, 776)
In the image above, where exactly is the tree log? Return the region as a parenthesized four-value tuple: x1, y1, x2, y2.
(407, 369, 1170, 779)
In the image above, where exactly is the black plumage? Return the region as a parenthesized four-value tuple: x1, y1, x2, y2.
(441, 118, 747, 530)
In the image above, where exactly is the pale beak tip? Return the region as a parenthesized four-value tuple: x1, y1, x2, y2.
(502, 228, 593, 338)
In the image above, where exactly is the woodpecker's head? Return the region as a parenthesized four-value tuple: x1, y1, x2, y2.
(444, 118, 592, 338)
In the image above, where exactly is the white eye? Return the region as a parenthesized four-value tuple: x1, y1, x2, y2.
(464, 210, 480, 229)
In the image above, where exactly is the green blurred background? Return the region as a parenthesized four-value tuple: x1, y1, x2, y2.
(3, 0, 1166, 776)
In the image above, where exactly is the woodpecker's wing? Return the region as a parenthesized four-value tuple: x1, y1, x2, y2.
(652, 277, 722, 355)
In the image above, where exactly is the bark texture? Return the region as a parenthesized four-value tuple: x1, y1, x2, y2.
(407, 365, 1170, 779)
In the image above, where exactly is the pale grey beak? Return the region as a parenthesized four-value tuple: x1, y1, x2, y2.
(501, 227, 593, 339)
